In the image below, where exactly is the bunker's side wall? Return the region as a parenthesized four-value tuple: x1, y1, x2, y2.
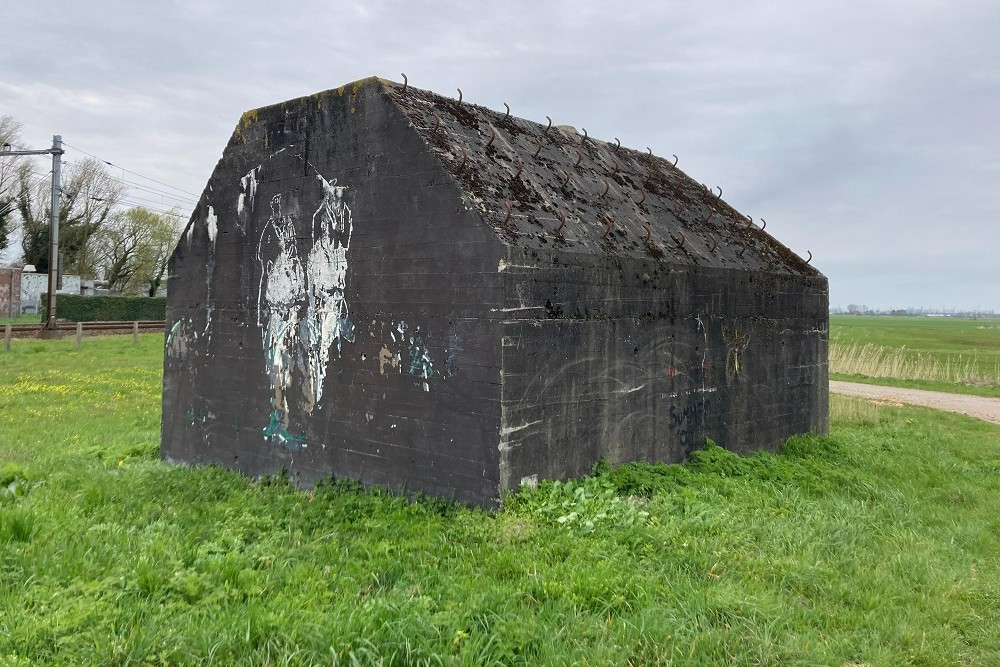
(162, 82, 506, 505)
(498, 246, 829, 489)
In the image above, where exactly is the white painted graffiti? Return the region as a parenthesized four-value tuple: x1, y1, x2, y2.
(255, 171, 355, 438)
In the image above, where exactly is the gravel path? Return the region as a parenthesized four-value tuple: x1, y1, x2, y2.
(830, 380, 1000, 425)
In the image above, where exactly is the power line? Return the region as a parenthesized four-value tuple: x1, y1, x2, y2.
(62, 159, 198, 205)
(61, 141, 200, 198)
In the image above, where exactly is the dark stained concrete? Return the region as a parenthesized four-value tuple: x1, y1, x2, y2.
(162, 77, 828, 507)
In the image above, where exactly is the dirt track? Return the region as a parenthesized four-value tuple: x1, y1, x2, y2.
(830, 381, 1000, 425)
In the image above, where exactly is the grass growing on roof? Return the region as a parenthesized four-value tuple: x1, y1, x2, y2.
(1, 335, 999, 664)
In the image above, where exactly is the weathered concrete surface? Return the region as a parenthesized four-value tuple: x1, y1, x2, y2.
(162, 77, 828, 507)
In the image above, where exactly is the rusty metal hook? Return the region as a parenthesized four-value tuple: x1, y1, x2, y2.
(737, 246, 746, 258)
(611, 158, 620, 174)
(746, 214, 753, 227)
(457, 88, 463, 104)
(673, 233, 686, 249)
(646, 147, 652, 156)
(709, 235, 718, 253)
(533, 137, 544, 158)
(557, 210, 566, 232)
(574, 150, 582, 168)
(806, 250, 812, 263)
(502, 202, 511, 225)
(401, 73, 408, 93)
(582, 127, 588, 141)
(458, 146, 467, 170)
(671, 154, 678, 166)
(545, 116, 552, 132)
(760, 218, 766, 231)
(560, 171, 570, 188)
(503, 102, 510, 119)
(513, 160, 523, 179)
(486, 127, 495, 147)
(635, 188, 647, 205)
(603, 214, 613, 239)
(644, 222, 652, 242)
(614, 137, 621, 151)
(431, 113, 441, 133)
(600, 180, 610, 197)
(715, 186, 722, 198)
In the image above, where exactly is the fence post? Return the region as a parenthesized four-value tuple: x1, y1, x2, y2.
(133, 320, 139, 346)
(3, 324, 10, 352)
(75, 322, 83, 349)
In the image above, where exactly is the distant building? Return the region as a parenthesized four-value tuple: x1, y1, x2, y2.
(19, 271, 81, 315)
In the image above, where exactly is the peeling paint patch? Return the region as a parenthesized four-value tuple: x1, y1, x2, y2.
(501, 420, 542, 436)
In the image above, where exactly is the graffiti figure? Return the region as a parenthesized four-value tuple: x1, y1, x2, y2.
(256, 173, 354, 444)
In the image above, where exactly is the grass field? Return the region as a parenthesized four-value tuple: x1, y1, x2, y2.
(2, 336, 999, 665)
(830, 315, 1000, 398)
(0, 314, 41, 325)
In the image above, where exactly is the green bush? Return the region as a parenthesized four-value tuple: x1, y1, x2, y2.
(42, 293, 166, 322)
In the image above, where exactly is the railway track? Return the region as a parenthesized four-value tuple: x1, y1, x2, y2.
(4, 320, 166, 339)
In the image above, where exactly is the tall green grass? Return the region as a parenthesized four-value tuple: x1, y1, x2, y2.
(1, 336, 999, 664)
(830, 315, 1000, 397)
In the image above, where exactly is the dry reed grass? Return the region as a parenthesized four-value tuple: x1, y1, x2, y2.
(829, 342, 1000, 386)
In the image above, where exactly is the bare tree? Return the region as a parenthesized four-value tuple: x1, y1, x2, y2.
(17, 156, 126, 276)
(0, 115, 25, 255)
(94, 206, 182, 295)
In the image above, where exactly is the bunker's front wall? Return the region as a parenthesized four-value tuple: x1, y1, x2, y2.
(162, 82, 506, 505)
(498, 246, 828, 490)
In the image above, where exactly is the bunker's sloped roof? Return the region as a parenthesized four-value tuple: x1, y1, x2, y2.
(379, 78, 817, 277)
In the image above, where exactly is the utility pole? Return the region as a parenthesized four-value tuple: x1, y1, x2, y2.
(1, 135, 64, 331)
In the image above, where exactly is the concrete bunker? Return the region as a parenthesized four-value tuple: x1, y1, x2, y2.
(161, 76, 828, 507)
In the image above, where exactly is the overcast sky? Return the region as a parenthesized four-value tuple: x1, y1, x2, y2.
(1, 1, 997, 311)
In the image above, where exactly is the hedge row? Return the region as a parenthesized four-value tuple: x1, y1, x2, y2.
(42, 294, 166, 322)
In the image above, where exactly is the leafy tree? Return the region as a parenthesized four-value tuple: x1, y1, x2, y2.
(94, 206, 182, 295)
(16, 156, 125, 276)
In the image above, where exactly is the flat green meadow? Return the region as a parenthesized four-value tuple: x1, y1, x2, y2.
(830, 315, 1000, 398)
(1, 335, 998, 665)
